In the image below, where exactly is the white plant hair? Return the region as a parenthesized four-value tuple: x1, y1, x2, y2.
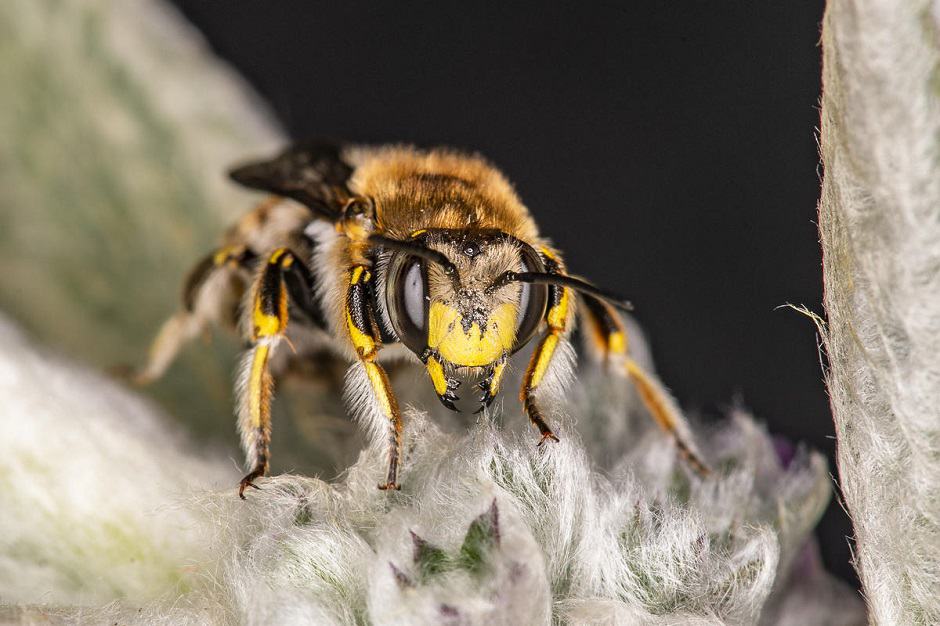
(819, 0, 940, 622)
(0, 314, 863, 625)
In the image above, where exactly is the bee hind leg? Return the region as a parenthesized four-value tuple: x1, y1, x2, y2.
(579, 295, 711, 476)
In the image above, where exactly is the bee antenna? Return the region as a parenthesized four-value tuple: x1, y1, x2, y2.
(489, 271, 634, 312)
(369, 234, 458, 276)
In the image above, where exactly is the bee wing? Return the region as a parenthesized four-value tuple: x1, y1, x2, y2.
(228, 140, 354, 221)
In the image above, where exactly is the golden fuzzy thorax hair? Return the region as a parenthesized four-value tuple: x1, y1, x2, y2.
(347, 145, 541, 242)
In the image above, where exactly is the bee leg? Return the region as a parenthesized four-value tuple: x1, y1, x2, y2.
(475, 361, 507, 413)
(131, 244, 254, 385)
(235, 247, 306, 499)
(519, 251, 573, 446)
(425, 353, 461, 411)
(346, 266, 404, 491)
(579, 296, 711, 476)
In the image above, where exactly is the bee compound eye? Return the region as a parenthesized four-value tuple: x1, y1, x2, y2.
(401, 260, 425, 329)
(511, 246, 548, 353)
(387, 255, 428, 353)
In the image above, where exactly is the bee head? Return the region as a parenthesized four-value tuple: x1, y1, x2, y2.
(382, 230, 547, 370)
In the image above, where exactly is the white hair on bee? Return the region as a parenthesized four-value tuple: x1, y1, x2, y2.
(235, 342, 275, 470)
(343, 360, 397, 457)
(0, 313, 864, 624)
(307, 220, 355, 356)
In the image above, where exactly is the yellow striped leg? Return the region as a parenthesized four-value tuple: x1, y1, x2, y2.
(345, 265, 404, 490)
(236, 247, 296, 498)
(579, 296, 710, 476)
(520, 252, 572, 445)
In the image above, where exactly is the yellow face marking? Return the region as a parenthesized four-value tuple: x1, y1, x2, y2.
(410, 229, 427, 238)
(528, 333, 559, 389)
(248, 344, 271, 429)
(540, 246, 557, 261)
(427, 301, 517, 367)
(546, 287, 569, 330)
(426, 356, 449, 396)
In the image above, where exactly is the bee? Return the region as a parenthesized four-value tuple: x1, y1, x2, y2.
(134, 142, 708, 497)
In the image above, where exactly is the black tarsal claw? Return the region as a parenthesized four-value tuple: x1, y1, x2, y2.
(536, 432, 560, 448)
(438, 376, 461, 411)
(438, 390, 460, 412)
(475, 387, 496, 413)
(475, 368, 497, 411)
(238, 472, 263, 500)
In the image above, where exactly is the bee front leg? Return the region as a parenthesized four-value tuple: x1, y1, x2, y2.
(345, 266, 403, 491)
(519, 251, 573, 446)
(579, 296, 710, 476)
(476, 360, 507, 412)
(235, 247, 308, 499)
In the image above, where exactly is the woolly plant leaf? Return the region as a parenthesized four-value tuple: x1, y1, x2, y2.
(457, 499, 501, 576)
(411, 531, 453, 581)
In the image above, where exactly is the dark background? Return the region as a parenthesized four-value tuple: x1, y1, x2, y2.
(169, 1, 848, 586)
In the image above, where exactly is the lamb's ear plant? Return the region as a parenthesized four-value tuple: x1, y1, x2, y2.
(0, 310, 863, 624)
(2, 0, 928, 623)
(817, 0, 940, 622)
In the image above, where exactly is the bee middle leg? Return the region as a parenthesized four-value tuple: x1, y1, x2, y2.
(235, 247, 317, 498)
(345, 265, 404, 491)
